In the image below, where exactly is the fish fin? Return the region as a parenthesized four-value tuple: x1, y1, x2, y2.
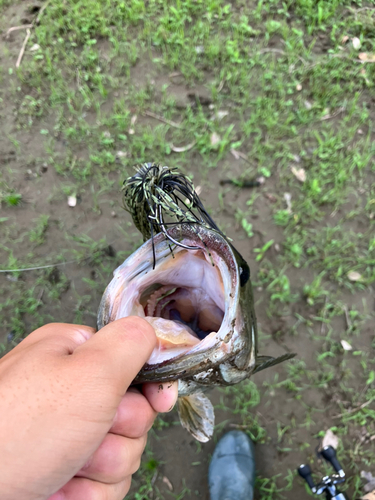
(177, 392, 214, 443)
(253, 353, 296, 374)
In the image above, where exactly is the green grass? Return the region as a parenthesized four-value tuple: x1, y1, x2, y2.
(1, 0, 375, 498)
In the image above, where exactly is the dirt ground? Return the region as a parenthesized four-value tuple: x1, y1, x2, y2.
(1, 1, 375, 499)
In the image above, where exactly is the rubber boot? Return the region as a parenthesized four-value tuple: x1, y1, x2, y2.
(208, 430, 256, 500)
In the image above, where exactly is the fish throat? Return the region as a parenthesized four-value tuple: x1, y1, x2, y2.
(139, 243, 226, 363)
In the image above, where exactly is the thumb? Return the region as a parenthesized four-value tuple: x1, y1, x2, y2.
(72, 317, 156, 396)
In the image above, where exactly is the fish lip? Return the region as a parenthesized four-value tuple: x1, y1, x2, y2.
(98, 223, 246, 381)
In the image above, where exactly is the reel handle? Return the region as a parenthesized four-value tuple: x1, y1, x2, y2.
(298, 464, 316, 491)
(320, 446, 345, 476)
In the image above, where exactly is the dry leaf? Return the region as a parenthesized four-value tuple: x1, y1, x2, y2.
(352, 37, 361, 50)
(67, 196, 77, 207)
(361, 471, 374, 482)
(360, 68, 371, 85)
(322, 107, 330, 116)
(170, 141, 196, 153)
(195, 45, 204, 54)
(341, 35, 349, 44)
(162, 476, 173, 491)
(321, 429, 339, 450)
(304, 100, 312, 110)
(129, 115, 137, 135)
(361, 471, 375, 494)
(29, 43, 40, 52)
(116, 151, 128, 159)
(284, 192, 292, 213)
(6, 274, 18, 282)
(341, 340, 352, 351)
(291, 166, 306, 183)
(210, 132, 221, 147)
(347, 271, 362, 282)
(230, 149, 248, 160)
(216, 110, 229, 120)
(231, 149, 240, 160)
(359, 53, 375, 62)
(363, 492, 375, 500)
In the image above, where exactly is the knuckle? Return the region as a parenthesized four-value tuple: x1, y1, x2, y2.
(128, 437, 147, 475)
(129, 456, 142, 476)
(118, 477, 132, 500)
(138, 412, 153, 437)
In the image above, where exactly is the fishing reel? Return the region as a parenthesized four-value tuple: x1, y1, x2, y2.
(298, 446, 349, 500)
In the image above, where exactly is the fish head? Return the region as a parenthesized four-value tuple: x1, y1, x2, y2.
(97, 223, 257, 384)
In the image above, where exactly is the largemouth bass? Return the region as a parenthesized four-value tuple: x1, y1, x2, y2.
(98, 163, 295, 442)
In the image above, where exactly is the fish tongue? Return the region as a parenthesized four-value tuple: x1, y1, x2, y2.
(144, 316, 200, 364)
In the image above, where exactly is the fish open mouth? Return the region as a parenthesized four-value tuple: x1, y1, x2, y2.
(138, 248, 225, 364)
(99, 232, 233, 366)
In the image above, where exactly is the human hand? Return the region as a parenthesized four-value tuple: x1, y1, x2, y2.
(0, 317, 178, 500)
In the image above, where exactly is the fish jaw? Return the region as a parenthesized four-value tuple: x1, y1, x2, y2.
(98, 224, 256, 383)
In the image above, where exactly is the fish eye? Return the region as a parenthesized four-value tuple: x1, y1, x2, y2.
(239, 262, 250, 287)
